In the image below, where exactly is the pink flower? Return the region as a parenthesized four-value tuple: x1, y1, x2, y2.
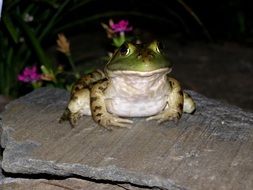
(109, 20, 133, 33)
(18, 66, 41, 83)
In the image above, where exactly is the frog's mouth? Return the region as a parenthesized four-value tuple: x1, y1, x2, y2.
(105, 67, 171, 77)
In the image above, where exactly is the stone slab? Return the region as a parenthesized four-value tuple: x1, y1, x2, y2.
(1, 87, 253, 190)
(0, 177, 144, 190)
(0, 161, 4, 182)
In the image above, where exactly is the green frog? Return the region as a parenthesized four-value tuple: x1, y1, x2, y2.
(59, 41, 196, 129)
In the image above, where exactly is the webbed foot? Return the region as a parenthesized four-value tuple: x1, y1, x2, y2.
(59, 108, 82, 128)
(95, 112, 133, 129)
(146, 109, 182, 124)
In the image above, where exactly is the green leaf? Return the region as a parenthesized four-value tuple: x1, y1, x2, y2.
(68, 0, 94, 12)
(2, 15, 19, 43)
(14, 15, 52, 69)
(176, 0, 212, 41)
(39, 0, 71, 40)
(55, 11, 172, 32)
(39, 0, 60, 9)
(4, 0, 21, 11)
(5, 48, 14, 95)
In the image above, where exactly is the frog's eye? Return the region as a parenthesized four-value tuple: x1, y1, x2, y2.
(156, 42, 164, 53)
(119, 43, 130, 56)
(148, 41, 163, 53)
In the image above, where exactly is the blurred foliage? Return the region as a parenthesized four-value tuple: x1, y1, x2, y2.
(185, 0, 253, 42)
(0, 0, 207, 98)
(0, 0, 71, 97)
(2, 0, 251, 98)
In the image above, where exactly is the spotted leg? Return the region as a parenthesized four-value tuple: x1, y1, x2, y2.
(147, 77, 184, 123)
(90, 80, 133, 129)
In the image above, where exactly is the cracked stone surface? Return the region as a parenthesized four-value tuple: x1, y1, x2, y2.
(1, 87, 253, 190)
(0, 177, 145, 190)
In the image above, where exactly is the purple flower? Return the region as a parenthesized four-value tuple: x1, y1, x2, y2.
(110, 20, 133, 33)
(18, 66, 41, 83)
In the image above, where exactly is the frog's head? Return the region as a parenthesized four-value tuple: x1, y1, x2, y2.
(105, 41, 172, 77)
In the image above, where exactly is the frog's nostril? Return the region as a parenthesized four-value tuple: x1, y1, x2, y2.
(148, 54, 154, 59)
(137, 52, 154, 61)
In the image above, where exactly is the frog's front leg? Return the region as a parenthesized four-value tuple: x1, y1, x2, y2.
(90, 80, 133, 129)
(147, 77, 184, 123)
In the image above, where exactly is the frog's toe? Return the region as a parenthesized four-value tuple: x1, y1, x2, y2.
(68, 112, 83, 127)
(69, 119, 77, 128)
(107, 117, 133, 129)
(110, 121, 132, 129)
(146, 114, 167, 124)
(114, 117, 133, 124)
(59, 108, 70, 123)
(146, 110, 181, 124)
(59, 116, 66, 123)
(99, 114, 133, 129)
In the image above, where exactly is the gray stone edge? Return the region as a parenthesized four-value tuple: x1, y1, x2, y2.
(1, 144, 184, 190)
(1, 87, 253, 189)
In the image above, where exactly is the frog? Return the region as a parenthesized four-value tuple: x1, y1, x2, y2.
(59, 41, 196, 129)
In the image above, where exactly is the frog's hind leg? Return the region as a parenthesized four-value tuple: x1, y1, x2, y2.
(183, 92, 196, 113)
(59, 70, 105, 127)
(59, 88, 91, 127)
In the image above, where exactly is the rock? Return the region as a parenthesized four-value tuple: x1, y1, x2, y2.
(1, 87, 253, 190)
(0, 161, 4, 181)
(0, 95, 12, 113)
(0, 177, 144, 190)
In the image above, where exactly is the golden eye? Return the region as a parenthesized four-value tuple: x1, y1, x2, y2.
(119, 43, 130, 55)
(156, 41, 164, 53)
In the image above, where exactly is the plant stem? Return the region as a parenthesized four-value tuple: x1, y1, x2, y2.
(66, 54, 79, 78)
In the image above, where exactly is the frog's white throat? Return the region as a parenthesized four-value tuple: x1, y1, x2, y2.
(106, 68, 171, 77)
(107, 68, 170, 89)
(104, 68, 171, 117)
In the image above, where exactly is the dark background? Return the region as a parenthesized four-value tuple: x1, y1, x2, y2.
(60, 0, 253, 111)
(59, 0, 253, 44)
(1, 0, 253, 112)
